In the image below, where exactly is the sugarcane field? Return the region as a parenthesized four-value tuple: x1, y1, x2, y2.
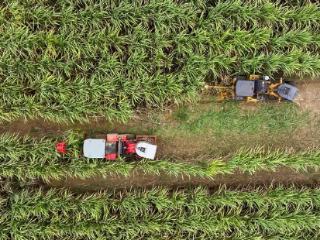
(1, 0, 320, 239)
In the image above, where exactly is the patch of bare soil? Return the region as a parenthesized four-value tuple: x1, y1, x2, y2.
(157, 135, 214, 161)
(295, 81, 320, 114)
(48, 168, 320, 192)
(239, 102, 260, 111)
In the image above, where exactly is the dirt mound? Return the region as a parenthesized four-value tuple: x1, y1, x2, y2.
(295, 81, 320, 114)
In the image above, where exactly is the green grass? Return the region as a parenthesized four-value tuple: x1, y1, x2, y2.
(173, 106, 190, 122)
(165, 102, 306, 136)
(81, 100, 307, 143)
(0, 0, 320, 122)
(1, 186, 320, 239)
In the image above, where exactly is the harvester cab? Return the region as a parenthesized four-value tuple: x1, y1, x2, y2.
(56, 133, 157, 160)
(206, 74, 298, 102)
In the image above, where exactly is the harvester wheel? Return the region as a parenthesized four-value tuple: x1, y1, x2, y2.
(284, 80, 296, 86)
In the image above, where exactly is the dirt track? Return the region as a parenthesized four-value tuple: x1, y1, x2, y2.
(1, 80, 318, 132)
(1, 80, 320, 190)
(295, 81, 320, 113)
(47, 80, 320, 191)
(2, 80, 320, 161)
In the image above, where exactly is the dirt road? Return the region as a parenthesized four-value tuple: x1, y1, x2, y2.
(294, 81, 320, 113)
(1, 80, 320, 190)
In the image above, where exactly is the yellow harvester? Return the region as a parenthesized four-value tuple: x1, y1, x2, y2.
(206, 74, 298, 102)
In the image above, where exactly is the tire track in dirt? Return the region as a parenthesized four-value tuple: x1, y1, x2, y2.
(1, 80, 320, 190)
(295, 80, 320, 114)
